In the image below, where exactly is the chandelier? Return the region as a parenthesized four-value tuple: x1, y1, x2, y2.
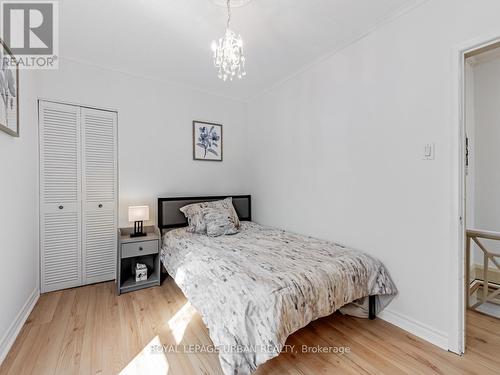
(211, 0, 246, 81)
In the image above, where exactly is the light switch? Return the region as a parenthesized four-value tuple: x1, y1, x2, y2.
(423, 143, 435, 160)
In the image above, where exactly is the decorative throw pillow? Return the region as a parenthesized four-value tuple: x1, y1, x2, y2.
(182, 208, 205, 233)
(180, 197, 240, 234)
(202, 207, 239, 237)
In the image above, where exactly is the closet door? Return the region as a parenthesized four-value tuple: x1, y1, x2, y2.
(40, 101, 82, 293)
(81, 108, 118, 284)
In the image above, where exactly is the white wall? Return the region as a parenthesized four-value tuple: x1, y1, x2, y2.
(464, 61, 482, 267)
(0, 69, 40, 361)
(38, 59, 249, 228)
(471, 55, 500, 256)
(465, 61, 476, 233)
(247, 0, 500, 350)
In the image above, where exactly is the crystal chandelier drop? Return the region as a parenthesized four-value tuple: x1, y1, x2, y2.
(211, 0, 246, 81)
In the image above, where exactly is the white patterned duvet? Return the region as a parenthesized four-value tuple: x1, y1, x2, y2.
(161, 221, 397, 375)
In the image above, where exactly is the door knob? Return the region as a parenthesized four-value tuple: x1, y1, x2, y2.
(98, 204, 103, 208)
(58, 205, 63, 210)
(139, 246, 143, 251)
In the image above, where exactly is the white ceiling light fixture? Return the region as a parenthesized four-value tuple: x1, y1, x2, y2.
(211, 0, 247, 81)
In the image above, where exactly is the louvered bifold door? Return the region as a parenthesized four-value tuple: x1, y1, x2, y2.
(40, 101, 82, 292)
(82, 108, 117, 284)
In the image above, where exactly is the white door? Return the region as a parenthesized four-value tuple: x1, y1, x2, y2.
(81, 107, 118, 284)
(40, 101, 82, 292)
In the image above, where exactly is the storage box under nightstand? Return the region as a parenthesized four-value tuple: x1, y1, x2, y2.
(117, 226, 161, 295)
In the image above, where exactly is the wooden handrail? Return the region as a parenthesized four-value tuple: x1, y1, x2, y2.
(467, 228, 500, 241)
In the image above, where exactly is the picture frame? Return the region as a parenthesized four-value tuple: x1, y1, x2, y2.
(193, 120, 223, 161)
(0, 38, 19, 137)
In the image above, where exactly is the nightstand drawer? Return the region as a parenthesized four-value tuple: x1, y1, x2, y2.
(122, 240, 158, 258)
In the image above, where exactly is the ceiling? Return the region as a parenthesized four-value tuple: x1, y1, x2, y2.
(60, 0, 420, 101)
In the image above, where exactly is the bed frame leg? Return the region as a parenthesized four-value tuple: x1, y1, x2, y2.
(368, 295, 376, 320)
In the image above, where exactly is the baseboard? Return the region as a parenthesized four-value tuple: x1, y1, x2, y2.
(0, 288, 39, 365)
(378, 308, 448, 351)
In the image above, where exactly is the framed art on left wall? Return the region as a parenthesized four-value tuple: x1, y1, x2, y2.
(0, 38, 19, 137)
(193, 120, 223, 161)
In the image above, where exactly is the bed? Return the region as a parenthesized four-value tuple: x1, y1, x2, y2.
(158, 196, 397, 375)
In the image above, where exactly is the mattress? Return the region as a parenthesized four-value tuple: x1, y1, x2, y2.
(161, 221, 397, 375)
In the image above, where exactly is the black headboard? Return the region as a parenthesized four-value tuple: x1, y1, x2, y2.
(157, 195, 251, 230)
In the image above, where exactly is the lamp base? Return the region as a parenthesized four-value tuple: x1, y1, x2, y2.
(130, 220, 147, 238)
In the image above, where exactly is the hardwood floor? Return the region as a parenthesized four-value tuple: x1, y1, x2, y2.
(1, 278, 499, 375)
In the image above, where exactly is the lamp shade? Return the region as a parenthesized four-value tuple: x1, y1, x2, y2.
(128, 205, 150, 222)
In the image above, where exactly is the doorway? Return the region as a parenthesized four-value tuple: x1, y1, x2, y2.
(463, 42, 500, 352)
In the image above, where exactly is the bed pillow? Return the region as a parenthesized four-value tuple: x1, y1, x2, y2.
(181, 207, 205, 233)
(202, 207, 239, 237)
(180, 197, 240, 234)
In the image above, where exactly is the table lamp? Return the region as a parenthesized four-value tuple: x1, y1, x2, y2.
(128, 205, 149, 237)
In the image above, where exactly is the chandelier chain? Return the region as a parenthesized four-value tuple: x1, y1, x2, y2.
(226, 0, 231, 29)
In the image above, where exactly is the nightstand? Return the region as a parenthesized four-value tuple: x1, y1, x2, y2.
(117, 225, 161, 295)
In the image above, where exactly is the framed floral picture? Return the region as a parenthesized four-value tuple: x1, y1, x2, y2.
(193, 121, 223, 161)
(0, 38, 19, 137)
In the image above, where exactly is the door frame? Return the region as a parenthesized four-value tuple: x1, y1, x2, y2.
(450, 33, 500, 354)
